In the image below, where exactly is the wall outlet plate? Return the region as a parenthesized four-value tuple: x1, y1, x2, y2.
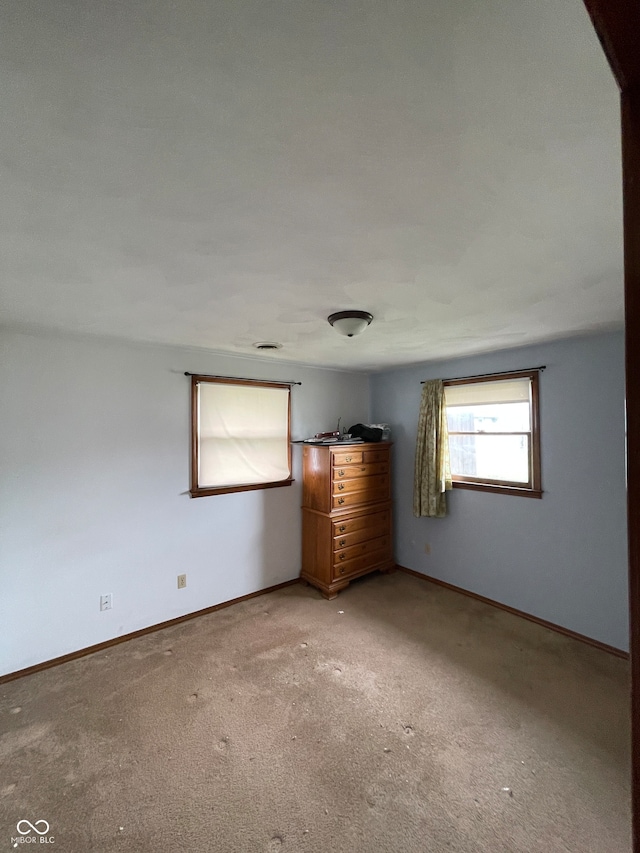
(177, 574, 187, 589)
(100, 593, 112, 611)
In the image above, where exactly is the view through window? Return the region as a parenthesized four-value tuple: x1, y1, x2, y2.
(444, 371, 541, 497)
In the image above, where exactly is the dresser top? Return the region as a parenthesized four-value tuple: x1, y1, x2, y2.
(302, 441, 392, 451)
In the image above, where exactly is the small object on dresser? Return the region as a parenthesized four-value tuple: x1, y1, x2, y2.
(348, 423, 383, 442)
(369, 423, 391, 441)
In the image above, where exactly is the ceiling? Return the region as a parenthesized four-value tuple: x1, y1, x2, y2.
(0, 0, 623, 371)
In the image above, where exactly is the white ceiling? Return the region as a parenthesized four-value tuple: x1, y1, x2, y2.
(0, 0, 623, 370)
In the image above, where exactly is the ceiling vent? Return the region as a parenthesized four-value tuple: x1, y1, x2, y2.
(252, 342, 283, 351)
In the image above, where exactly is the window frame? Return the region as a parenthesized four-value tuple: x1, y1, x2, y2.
(444, 369, 542, 499)
(189, 375, 293, 498)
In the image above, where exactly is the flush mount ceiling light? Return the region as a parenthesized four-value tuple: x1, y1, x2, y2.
(327, 310, 373, 338)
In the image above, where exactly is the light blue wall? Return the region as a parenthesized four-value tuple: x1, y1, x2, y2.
(0, 328, 370, 675)
(1, 327, 628, 673)
(370, 331, 628, 651)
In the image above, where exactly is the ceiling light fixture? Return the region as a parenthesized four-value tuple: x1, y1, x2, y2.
(327, 310, 373, 338)
(252, 342, 282, 351)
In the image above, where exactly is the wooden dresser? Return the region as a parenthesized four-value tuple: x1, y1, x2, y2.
(300, 442, 394, 599)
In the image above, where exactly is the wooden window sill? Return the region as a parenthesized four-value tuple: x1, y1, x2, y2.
(190, 478, 294, 498)
(452, 481, 542, 499)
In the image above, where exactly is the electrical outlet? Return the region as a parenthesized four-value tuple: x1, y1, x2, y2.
(177, 574, 187, 589)
(100, 593, 113, 612)
(424, 543, 431, 555)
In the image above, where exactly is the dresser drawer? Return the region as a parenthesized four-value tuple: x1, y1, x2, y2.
(331, 449, 363, 465)
(332, 485, 389, 510)
(333, 473, 388, 497)
(363, 448, 389, 463)
(333, 462, 388, 479)
(333, 514, 390, 549)
(332, 509, 390, 538)
(334, 534, 390, 565)
(332, 540, 392, 581)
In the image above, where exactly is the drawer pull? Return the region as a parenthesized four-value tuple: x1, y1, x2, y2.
(339, 553, 346, 560)
(338, 469, 345, 477)
(340, 567, 345, 575)
(338, 497, 345, 504)
(345, 456, 352, 462)
(337, 483, 345, 491)
(338, 525, 346, 532)
(339, 539, 347, 547)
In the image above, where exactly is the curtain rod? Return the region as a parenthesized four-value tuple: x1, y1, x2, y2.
(421, 365, 546, 384)
(184, 372, 301, 386)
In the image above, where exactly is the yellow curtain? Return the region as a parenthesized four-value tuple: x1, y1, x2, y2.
(413, 379, 452, 518)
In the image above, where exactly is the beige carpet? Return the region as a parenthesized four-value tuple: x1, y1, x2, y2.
(0, 571, 631, 852)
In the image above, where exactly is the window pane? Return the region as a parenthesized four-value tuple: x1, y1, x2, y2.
(447, 401, 531, 433)
(198, 383, 290, 488)
(449, 433, 530, 484)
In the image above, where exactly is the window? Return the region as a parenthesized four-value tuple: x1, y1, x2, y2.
(444, 370, 541, 498)
(190, 376, 292, 498)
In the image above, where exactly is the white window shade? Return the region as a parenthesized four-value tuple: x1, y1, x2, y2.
(444, 377, 531, 407)
(198, 382, 291, 489)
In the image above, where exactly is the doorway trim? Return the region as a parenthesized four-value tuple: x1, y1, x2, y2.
(581, 1, 640, 848)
